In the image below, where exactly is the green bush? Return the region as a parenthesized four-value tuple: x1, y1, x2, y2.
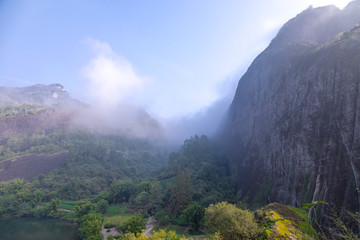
(154, 209, 171, 225)
(117, 212, 145, 234)
(78, 213, 103, 240)
(205, 202, 263, 240)
(181, 202, 205, 231)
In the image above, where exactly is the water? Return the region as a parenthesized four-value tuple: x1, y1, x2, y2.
(0, 217, 80, 240)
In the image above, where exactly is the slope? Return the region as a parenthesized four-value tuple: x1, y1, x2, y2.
(218, 0, 360, 220)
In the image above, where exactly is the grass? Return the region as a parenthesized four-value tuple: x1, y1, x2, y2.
(40, 200, 78, 211)
(288, 206, 318, 238)
(106, 204, 130, 216)
(59, 200, 78, 211)
(103, 214, 132, 227)
(103, 204, 133, 227)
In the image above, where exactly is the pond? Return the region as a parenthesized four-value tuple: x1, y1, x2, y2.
(0, 217, 80, 240)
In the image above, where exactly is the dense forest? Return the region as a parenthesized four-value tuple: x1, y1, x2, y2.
(1, 127, 346, 240)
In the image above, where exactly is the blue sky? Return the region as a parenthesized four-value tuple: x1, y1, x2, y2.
(0, 0, 353, 119)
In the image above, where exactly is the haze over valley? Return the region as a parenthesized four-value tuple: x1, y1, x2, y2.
(1, 1, 360, 239)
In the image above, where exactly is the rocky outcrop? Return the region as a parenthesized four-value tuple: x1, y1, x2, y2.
(0, 84, 79, 106)
(218, 0, 360, 218)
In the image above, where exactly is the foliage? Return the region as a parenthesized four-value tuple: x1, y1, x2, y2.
(45, 198, 60, 218)
(0, 179, 44, 216)
(78, 213, 103, 240)
(156, 135, 237, 209)
(149, 181, 163, 210)
(0, 104, 49, 119)
(109, 180, 137, 204)
(302, 200, 328, 210)
(75, 200, 96, 219)
(255, 203, 319, 239)
(134, 191, 151, 207)
(169, 169, 193, 215)
(95, 199, 109, 214)
(204, 202, 262, 240)
(206, 232, 224, 240)
(108, 229, 186, 240)
(154, 209, 171, 225)
(117, 212, 146, 234)
(327, 209, 360, 239)
(1, 129, 167, 200)
(181, 202, 205, 231)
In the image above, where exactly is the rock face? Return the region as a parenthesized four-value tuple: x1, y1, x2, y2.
(0, 152, 67, 181)
(218, 0, 360, 216)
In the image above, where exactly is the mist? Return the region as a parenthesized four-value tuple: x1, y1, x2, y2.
(69, 38, 241, 146)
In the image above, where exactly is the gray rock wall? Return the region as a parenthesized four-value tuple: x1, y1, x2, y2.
(218, 1, 360, 216)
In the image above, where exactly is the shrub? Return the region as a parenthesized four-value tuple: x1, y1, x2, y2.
(181, 202, 205, 231)
(204, 202, 262, 240)
(154, 209, 171, 225)
(117, 212, 146, 234)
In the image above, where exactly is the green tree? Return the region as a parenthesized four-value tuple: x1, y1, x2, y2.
(169, 169, 193, 215)
(182, 202, 205, 232)
(149, 181, 163, 210)
(154, 209, 171, 225)
(136, 181, 151, 194)
(16, 202, 32, 217)
(78, 213, 103, 240)
(75, 200, 96, 219)
(117, 212, 146, 234)
(95, 199, 109, 214)
(109, 180, 136, 203)
(46, 198, 60, 218)
(134, 191, 150, 207)
(204, 202, 262, 240)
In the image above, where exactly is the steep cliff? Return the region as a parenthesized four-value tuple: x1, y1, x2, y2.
(218, 0, 360, 217)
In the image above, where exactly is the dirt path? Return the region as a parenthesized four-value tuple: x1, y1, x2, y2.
(102, 227, 118, 240)
(145, 217, 157, 236)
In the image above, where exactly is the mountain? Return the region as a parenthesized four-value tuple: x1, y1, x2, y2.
(0, 84, 163, 140)
(218, 0, 360, 218)
(0, 84, 79, 142)
(0, 84, 165, 184)
(0, 84, 79, 106)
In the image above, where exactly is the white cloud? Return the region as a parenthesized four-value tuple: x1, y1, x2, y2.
(81, 38, 145, 107)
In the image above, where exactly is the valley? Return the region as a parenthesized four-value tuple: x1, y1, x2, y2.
(1, 1, 360, 239)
